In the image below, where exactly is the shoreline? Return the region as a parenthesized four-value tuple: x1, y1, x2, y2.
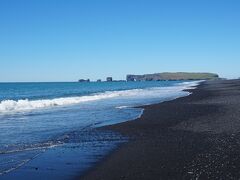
(0, 81, 197, 179)
(79, 79, 240, 179)
(78, 82, 201, 179)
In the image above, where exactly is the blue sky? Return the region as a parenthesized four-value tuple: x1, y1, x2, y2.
(0, 0, 239, 82)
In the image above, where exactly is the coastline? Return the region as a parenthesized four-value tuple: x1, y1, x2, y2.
(79, 79, 240, 179)
(0, 81, 197, 179)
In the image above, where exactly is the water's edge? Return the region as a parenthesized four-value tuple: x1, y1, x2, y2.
(0, 81, 202, 179)
(78, 83, 202, 179)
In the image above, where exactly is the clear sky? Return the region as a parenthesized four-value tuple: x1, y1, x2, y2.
(0, 0, 239, 82)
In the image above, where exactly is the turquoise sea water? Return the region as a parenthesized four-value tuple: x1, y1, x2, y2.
(0, 81, 198, 179)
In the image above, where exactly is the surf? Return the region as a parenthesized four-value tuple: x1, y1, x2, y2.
(0, 81, 200, 114)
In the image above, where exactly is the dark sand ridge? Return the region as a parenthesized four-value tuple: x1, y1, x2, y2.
(79, 79, 240, 180)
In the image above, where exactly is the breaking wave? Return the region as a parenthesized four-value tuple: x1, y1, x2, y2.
(0, 81, 201, 114)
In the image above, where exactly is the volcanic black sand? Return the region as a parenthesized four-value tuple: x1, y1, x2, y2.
(79, 79, 240, 180)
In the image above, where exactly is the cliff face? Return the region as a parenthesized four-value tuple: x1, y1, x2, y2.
(126, 72, 219, 81)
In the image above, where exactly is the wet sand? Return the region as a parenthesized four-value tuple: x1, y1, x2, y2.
(79, 79, 240, 180)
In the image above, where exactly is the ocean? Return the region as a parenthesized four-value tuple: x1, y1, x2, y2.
(0, 81, 199, 179)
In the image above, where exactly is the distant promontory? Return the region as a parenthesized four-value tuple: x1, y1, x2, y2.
(126, 72, 219, 81)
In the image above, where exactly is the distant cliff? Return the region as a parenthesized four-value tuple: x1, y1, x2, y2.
(126, 72, 219, 81)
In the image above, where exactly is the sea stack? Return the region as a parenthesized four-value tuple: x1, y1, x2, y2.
(78, 79, 90, 82)
(106, 77, 113, 82)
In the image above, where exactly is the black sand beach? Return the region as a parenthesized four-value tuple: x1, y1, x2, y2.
(79, 79, 240, 180)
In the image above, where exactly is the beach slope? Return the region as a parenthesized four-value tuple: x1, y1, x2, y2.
(80, 79, 240, 180)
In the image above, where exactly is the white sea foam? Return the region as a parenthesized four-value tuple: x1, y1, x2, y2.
(0, 153, 41, 175)
(0, 92, 119, 113)
(177, 80, 204, 89)
(0, 142, 60, 155)
(0, 81, 202, 114)
(116, 106, 129, 109)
